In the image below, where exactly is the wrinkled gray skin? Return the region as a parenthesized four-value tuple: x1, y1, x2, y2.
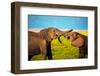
(28, 27, 72, 60)
(59, 30, 88, 58)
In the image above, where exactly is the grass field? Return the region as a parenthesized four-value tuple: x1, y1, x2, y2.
(31, 31, 88, 60)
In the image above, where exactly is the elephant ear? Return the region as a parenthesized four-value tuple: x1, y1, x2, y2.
(46, 29, 52, 42)
(39, 29, 51, 42)
(72, 36, 85, 48)
(69, 32, 78, 41)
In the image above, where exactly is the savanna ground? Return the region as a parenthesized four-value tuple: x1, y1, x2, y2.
(31, 31, 88, 60)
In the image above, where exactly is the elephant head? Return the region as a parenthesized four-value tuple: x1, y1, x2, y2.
(58, 30, 87, 48)
(64, 31, 78, 42)
(60, 29, 85, 47)
(39, 27, 63, 42)
(58, 30, 87, 58)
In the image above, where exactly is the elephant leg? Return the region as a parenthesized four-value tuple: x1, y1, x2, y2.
(47, 42, 52, 60)
(41, 50, 47, 60)
(79, 47, 88, 58)
(39, 40, 53, 60)
(79, 48, 85, 58)
(39, 40, 48, 60)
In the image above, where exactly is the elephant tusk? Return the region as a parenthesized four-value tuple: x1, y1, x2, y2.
(58, 36, 62, 43)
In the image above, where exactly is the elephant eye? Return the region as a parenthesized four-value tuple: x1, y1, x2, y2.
(64, 36, 66, 37)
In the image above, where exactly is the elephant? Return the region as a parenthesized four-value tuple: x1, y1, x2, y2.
(28, 27, 72, 60)
(59, 30, 88, 58)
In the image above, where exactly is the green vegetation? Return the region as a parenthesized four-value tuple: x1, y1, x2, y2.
(32, 32, 87, 60)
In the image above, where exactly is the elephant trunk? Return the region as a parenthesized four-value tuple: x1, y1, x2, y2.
(58, 35, 62, 43)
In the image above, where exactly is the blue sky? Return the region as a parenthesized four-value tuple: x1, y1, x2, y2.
(28, 15, 88, 30)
